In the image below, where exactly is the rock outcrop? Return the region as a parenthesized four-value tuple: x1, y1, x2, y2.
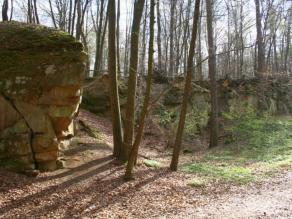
(82, 74, 127, 116)
(0, 22, 86, 171)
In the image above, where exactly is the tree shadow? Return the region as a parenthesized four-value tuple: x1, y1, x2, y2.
(2, 167, 171, 218)
(36, 155, 114, 182)
(0, 155, 118, 215)
(26, 169, 169, 218)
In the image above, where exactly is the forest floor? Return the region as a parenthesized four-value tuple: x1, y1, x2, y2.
(0, 109, 291, 219)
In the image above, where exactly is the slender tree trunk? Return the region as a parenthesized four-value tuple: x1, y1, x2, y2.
(169, 0, 177, 77)
(99, 13, 108, 73)
(75, 0, 82, 40)
(170, 0, 201, 171)
(273, 34, 278, 72)
(49, 0, 57, 28)
(71, 0, 77, 35)
(197, 0, 203, 80)
(108, 0, 124, 158)
(125, 0, 155, 180)
(284, 10, 291, 72)
(254, 0, 266, 110)
(94, 0, 105, 76)
(116, 0, 121, 75)
(33, 0, 39, 24)
(156, 0, 162, 70)
(123, 0, 145, 162)
(206, 0, 218, 148)
(239, 0, 244, 76)
(255, 0, 265, 75)
(9, 0, 13, 21)
(2, 0, 8, 21)
(139, 1, 147, 76)
(68, 0, 73, 33)
(27, 0, 32, 23)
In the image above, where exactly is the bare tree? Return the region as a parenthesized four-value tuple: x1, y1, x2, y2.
(108, 0, 124, 158)
(123, 0, 145, 161)
(206, 0, 218, 148)
(33, 0, 39, 24)
(125, 0, 155, 179)
(170, 0, 201, 171)
(2, 0, 8, 21)
(156, 0, 162, 70)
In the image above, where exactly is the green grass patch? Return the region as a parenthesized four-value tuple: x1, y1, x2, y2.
(182, 163, 255, 184)
(182, 112, 292, 185)
(143, 159, 161, 168)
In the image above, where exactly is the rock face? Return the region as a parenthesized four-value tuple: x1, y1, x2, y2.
(0, 22, 86, 171)
(82, 74, 127, 116)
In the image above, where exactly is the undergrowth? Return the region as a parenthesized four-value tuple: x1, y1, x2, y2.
(182, 105, 292, 185)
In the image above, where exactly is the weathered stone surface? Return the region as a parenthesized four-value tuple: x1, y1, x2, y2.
(82, 74, 127, 115)
(0, 22, 86, 171)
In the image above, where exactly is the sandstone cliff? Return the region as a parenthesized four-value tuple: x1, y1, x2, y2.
(0, 22, 86, 171)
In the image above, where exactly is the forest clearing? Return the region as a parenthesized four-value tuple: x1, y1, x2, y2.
(0, 0, 291, 218)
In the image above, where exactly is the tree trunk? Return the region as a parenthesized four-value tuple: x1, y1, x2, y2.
(284, 10, 291, 72)
(169, 0, 177, 77)
(2, 0, 8, 21)
(125, 0, 155, 180)
(75, 0, 82, 40)
(156, 0, 162, 70)
(254, 0, 266, 110)
(206, 0, 218, 148)
(196, 0, 203, 80)
(170, 0, 201, 171)
(68, 0, 73, 33)
(108, 0, 124, 158)
(9, 0, 13, 21)
(93, 0, 105, 76)
(123, 0, 145, 162)
(33, 0, 39, 24)
(27, 0, 32, 23)
(255, 0, 265, 75)
(116, 0, 121, 75)
(48, 0, 57, 28)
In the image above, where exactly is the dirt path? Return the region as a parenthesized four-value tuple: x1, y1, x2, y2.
(179, 172, 292, 219)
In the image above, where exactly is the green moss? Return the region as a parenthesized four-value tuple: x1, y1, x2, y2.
(0, 21, 83, 51)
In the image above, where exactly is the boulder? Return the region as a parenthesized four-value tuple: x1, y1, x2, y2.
(82, 74, 127, 115)
(0, 22, 86, 171)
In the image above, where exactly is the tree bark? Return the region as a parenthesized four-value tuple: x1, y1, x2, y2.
(206, 0, 218, 148)
(284, 10, 291, 72)
(255, 0, 265, 75)
(170, 0, 201, 171)
(27, 0, 32, 23)
(93, 0, 105, 76)
(108, 0, 124, 158)
(156, 0, 162, 70)
(254, 0, 266, 110)
(33, 0, 39, 24)
(123, 0, 145, 162)
(2, 0, 8, 21)
(169, 0, 177, 77)
(48, 0, 57, 28)
(125, 0, 155, 180)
